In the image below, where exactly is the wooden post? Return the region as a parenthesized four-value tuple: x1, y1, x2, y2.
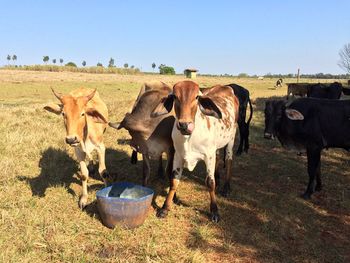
(297, 68, 300, 83)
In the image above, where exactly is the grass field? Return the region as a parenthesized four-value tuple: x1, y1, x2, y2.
(0, 70, 349, 263)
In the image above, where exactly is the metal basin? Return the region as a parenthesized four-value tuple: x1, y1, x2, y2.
(96, 182, 154, 229)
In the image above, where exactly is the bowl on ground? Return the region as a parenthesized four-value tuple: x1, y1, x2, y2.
(96, 182, 154, 229)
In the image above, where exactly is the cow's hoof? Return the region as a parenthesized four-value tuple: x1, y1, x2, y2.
(315, 184, 322, 192)
(79, 196, 88, 210)
(301, 192, 312, 200)
(156, 208, 168, 218)
(211, 213, 220, 223)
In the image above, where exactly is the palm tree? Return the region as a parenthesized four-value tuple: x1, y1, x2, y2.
(82, 61, 86, 67)
(7, 55, 11, 65)
(12, 55, 17, 66)
(124, 63, 128, 68)
(152, 62, 156, 72)
(43, 56, 49, 64)
(59, 58, 63, 65)
(52, 59, 56, 64)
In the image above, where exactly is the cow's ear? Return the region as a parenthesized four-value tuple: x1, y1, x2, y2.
(151, 94, 174, 117)
(285, 109, 304, 120)
(198, 96, 222, 119)
(44, 103, 63, 115)
(85, 108, 108, 123)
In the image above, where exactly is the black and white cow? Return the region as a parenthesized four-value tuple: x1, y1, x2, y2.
(264, 98, 350, 199)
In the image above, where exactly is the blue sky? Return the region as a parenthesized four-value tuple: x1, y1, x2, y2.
(1, 0, 349, 75)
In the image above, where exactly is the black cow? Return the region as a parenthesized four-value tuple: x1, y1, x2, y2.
(264, 98, 350, 199)
(307, 82, 343, 99)
(227, 84, 253, 155)
(275, 78, 283, 88)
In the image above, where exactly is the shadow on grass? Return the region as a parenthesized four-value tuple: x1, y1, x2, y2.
(18, 147, 79, 197)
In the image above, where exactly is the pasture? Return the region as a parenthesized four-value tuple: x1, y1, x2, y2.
(0, 70, 349, 262)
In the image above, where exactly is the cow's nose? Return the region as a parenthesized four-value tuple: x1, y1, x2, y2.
(177, 121, 194, 134)
(264, 132, 274, 140)
(65, 136, 79, 145)
(178, 122, 189, 130)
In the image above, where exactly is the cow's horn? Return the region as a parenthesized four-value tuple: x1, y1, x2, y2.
(86, 89, 97, 101)
(51, 88, 63, 101)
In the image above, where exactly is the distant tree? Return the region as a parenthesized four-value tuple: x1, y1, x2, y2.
(108, 58, 115, 67)
(12, 55, 17, 65)
(59, 58, 63, 65)
(43, 56, 49, 64)
(124, 63, 128, 68)
(52, 59, 56, 64)
(159, 64, 175, 75)
(82, 61, 86, 67)
(65, 62, 77, 67)
(97, 62, 103, 67)
(238, 73, 248, 78)
(7, 55, 11, 65)
(338, 43, 350, 74)
(130, 65, 135, 69)
(152, 62, 156, 71)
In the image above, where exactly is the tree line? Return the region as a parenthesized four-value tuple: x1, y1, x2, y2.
(4, 43, 349, 76)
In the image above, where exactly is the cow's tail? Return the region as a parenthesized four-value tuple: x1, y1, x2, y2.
(247, 96, 253, 125)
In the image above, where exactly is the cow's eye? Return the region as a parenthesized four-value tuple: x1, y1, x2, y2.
(196, 95, 199, 99)
(62, 112, 65, 117)
(81, 112, 85, 117)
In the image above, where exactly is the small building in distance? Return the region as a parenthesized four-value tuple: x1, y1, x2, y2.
(184, 68, 198, 79)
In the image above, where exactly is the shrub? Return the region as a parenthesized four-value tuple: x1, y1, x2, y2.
(65, 62, 77, 67)
(159, 64, 175, 75)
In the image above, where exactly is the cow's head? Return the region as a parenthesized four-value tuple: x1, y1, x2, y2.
(264, 100, 286, 140)
(152, 81, 222, 135)
(44, 88, 107, 147)
(264, 99, 304, 139)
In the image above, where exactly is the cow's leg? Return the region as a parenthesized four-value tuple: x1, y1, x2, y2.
(214, 150, 222, 188)
(221, 140, 235, 197)
(142, 154, 151, 186)
(96, 142, 110, 186)
(315, 159, 322, 192)
(205, 154, 220, 222)
(236, 120, 244, 156)
(157, 153, 182, 218)
(75, 147, 89, 209)
(165, 147, 179, 204)
(302, 148, 321, 199)
(244, 123, 250, 153)
(157, 155, 165, 178)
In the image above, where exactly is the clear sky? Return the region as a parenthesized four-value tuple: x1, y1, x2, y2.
(1, 0, 349, 75)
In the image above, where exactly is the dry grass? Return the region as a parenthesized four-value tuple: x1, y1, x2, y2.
(0, 70, 349, 263)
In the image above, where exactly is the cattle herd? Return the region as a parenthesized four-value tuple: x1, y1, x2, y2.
(44, 79, 350, 222)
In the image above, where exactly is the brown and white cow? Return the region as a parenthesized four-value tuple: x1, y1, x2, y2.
(44, 88, 109, 209)
(152, 81, 239, 222)
(109, 81, 176, 188)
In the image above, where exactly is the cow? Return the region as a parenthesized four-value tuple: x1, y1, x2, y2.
(109, 81, 176, 189)
(152, 81, 239, 222)
(275, 78, 283, 88)
(44, 88, 109, 209)
(227, 83, 253, 155)
(264, 98, 350, 199)
(307, 82, 343, 99)
(287, 83, 310, 99)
